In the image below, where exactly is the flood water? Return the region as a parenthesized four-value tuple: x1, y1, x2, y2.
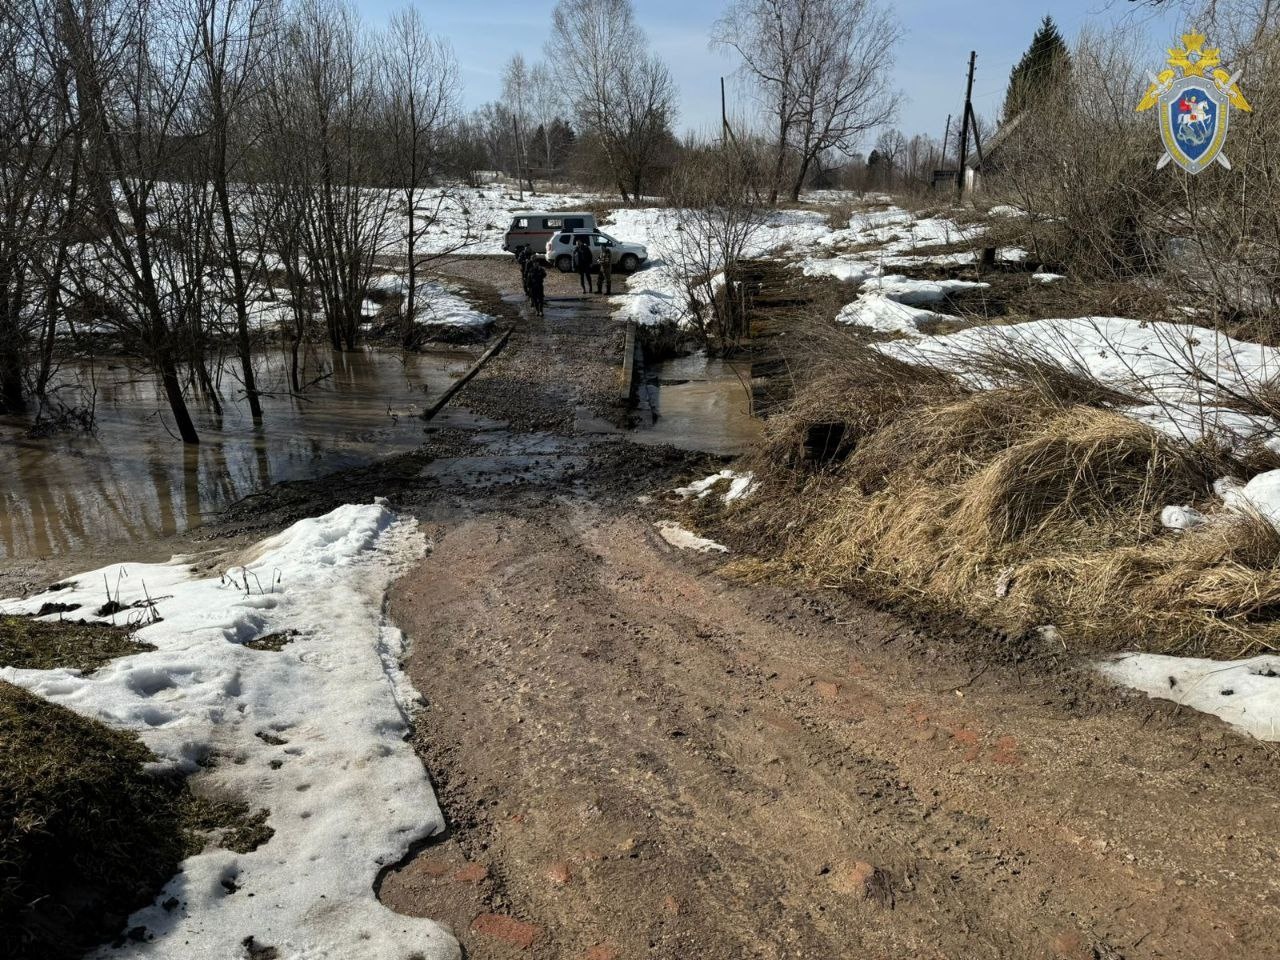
(0, 346, 477, 560)
(633, 351, 761, 456)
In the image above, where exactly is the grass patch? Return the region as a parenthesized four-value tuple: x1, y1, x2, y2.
(0, 616, 153, 674)
(181, 795, 274, 855)
(243, 629, 299, 652)
(0, 681, 186, 960)
(0, 679, 277, 959)
(712, 327, 1280, 658)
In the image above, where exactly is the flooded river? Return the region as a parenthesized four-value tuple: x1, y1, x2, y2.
(0, 346, 477, 560)
(0, 343, 761, 562)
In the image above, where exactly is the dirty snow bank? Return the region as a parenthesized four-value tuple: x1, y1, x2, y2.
(0, 503, 458, 960)
(675, 469, 758, 504)
(882, 315, 1280, 448)
(655, 520, 729, 554)
(1099, 653, 1280, 741)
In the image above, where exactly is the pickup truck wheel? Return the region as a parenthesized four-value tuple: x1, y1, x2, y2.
(620, 253, 639, 272)
(555, 254, 572, 273)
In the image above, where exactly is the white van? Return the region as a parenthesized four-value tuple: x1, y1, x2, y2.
(502, 212, 597, 254)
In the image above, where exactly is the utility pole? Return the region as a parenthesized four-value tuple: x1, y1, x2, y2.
(957, 51, 976, 202)
(721, 77, 728, 142)
(940, 112, 952, 169)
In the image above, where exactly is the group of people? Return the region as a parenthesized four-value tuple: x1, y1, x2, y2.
(515, 245, 547, 317)
(572, 235, 614, 296)
(515, 233, 614, 317)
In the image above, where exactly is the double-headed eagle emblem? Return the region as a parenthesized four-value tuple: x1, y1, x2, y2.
(1136, 32, 1251, 174)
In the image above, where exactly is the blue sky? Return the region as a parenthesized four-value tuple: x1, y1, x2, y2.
(363, 0, 1188, 143)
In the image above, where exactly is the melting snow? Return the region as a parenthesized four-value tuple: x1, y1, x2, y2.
(675, 470, 758, 504)
(0, 502, 458, 960)
(655, 521, 729, 554)
(1099, 653, 1280, 742)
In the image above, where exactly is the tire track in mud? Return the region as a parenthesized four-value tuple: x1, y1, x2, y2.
(376, 261, 1280, 960)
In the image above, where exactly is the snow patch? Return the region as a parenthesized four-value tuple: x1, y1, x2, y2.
(0, 503, 458, 960)
(655, 521, 729, 554)
(675, 470, 758, 504)
(1098, 653, 1280, 742)
(1160, 505, 1208, 530)
(881, 316, 1280, 447)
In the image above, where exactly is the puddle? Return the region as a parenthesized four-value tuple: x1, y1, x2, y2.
(0, 346, 477, 559)
(632, 351, 761, 456)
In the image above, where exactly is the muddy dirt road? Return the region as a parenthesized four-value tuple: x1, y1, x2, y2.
(375, 264, 1280, 959)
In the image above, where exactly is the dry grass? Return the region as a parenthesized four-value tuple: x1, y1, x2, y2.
(1, 622, 275, 958)
(719, 330, 1280, 657)
(0, 616, 153, 673)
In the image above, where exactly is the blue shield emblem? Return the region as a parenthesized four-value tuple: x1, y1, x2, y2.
(1159, 76, 1229, 173)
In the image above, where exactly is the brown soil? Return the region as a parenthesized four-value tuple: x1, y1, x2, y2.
(382, 503, 1280, 960)
(368, 256, 1280, 960)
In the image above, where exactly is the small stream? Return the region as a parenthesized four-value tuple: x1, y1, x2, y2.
(633, 351, 761, 456)
(0, 346, 476, 560)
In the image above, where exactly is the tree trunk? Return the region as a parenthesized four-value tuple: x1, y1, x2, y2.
(403, 191, 417, 349)
(216, 162, 262, 419)
(790, 150, 815, 203)
(0, 342, 25, 414)
(159, 351, 200, 444)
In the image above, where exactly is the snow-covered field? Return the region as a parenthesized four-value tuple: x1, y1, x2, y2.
(0, 503, 459, 960)
(396, 185, 604, 257)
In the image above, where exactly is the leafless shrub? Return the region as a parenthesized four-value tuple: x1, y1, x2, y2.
(658, 139, 773, 355)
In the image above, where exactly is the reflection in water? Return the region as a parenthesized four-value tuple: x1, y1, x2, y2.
(0, 346, 476, 560)
(634, 351, 761, 457)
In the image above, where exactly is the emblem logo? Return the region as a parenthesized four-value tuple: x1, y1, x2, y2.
(1136, 31, 1251, 173)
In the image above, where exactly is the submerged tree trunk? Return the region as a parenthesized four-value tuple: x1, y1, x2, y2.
(217, 178, 262, 419)
(158, 352, 200, 444)
(0, 343, 25, 413)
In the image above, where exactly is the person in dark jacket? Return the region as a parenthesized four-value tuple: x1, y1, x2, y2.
(529, 260, 547, 317)
(572, 237, 593, 294)
(516, 246, 532, 298)
(521, 251, 538, 302)
(596, 243, 613, 295)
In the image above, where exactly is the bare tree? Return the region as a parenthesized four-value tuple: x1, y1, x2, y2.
(0, 0, 68, 413)
(192, 0, 277, 418)
(284, 0, 392, 352)
(713, 0, 900, 202)
(658, 138, 770, 355)
(871, 127, 905, 188)
(382, 6, 460, 348)
(501, 53, 534, 192)
(548, 0, 678, 202)
(528, 61, 564, 180)
(59, 0, 212, 444)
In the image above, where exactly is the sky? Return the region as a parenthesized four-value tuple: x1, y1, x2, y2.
(362, 0, 1189, 145)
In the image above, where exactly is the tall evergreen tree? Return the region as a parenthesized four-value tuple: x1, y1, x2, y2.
(1003, 15, 1071, 120)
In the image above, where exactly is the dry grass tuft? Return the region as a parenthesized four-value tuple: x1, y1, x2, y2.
(721, 344, 1280, 657)
(0, 616, 153, 673)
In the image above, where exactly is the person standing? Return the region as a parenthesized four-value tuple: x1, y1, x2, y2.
(516, 246, 531, 299)
(529, 259, 547, 317)
(596, 243, 613, 295)
(572, 236, 593, 295)
(521, 251, 536, 303)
